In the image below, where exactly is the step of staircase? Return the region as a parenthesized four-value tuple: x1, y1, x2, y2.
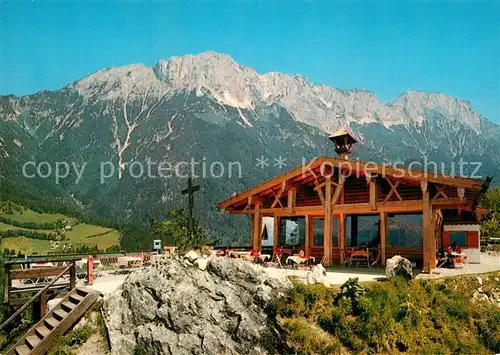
(34, 326, 50, 339)
(25, 335, 41, 350)
(7, 287, 100, 355)
(14, 345, 30, 355)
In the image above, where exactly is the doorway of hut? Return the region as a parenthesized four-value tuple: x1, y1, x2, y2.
(308, 216, 339, 262)
(345, 215, 381, 267)
(264, 216, 340, 263)
(275, 217, 306, 258)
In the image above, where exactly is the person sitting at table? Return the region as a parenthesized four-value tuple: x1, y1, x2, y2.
(437, 247, 454, 268)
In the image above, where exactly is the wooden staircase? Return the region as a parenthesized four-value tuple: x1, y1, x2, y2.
(7, 287, 100, 355)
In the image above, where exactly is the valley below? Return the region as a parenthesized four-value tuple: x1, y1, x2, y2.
(0, 201, 119, 255)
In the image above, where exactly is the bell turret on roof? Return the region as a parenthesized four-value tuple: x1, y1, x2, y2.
(328, 128, 357, 160)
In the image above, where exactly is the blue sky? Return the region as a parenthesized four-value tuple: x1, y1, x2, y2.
(1, 1, 499, 122)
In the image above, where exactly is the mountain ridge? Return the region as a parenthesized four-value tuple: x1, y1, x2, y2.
(0, 51, 498, 244)
(4, 51, 489, 133)
(91, 52, 489, 132)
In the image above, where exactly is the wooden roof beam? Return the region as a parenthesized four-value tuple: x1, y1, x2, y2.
(457, 187, 465, 202)
(433, 185, 448, 200)
(384, 178, 403, 202)
(331, 173, 347, 206)
(231, 199, 426, 215)
(216, 156, 484, 210)
(310, 169, 326, 205)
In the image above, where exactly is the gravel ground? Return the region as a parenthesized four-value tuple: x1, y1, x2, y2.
(420, 252, 500, 280)
(87, 252, 500, 294)
(88, 273, 129, 294)
(265, 266, 385, 285)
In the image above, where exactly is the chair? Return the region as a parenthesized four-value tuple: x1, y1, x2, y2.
(265, 248, 284, 269)
(436, 247, 449, 268)
(370, 247, 381, 268)
(349, 248, 369, 268)
(340, 249, 351, 267)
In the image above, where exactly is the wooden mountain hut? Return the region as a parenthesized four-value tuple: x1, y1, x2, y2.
(217, 129, 491, 272)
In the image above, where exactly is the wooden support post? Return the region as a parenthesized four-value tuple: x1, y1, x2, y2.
(39, 291, 48, 319)
(70, 260, 76, 290)
(369, 176, 378, 211)
(287, 187, 296, 213)
(250, 213, 255, 247)
(323, 175, 333, 266)
(339, 214, 345, 263)
(305, 215, 310, 257)
(431, 209, 439, 266)
(252, 202, 262, 252)
(273, 215, 280, 251)
(379, 212, 387, 265)
(422, 181, 435, 273)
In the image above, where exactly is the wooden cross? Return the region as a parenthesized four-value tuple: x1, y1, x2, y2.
(182, 177, 200, 232)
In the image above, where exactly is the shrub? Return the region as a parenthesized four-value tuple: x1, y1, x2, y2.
(336, 278, 366, 310)
(279, 317, 344, 354)
(276, 273, 500, 354)
(150, 209, 208, 254)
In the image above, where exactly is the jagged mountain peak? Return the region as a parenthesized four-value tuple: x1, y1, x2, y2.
(153, 50, 258, 87)
(62, 51, 488, 134)
(70, 63, 166, 101)
(156, 51, 243, 71)
(391, 90, 481, 132)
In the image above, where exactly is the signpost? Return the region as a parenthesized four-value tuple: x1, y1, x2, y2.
(181, 177, 200, 233)
(153, 239, 162, 253)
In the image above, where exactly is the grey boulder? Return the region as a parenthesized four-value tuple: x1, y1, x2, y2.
(103, 256, 292, 355)
(385, 255, 413, 280)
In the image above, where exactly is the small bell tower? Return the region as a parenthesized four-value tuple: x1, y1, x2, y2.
(328, 128, 357, 160)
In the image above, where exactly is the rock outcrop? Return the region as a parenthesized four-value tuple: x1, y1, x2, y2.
(472, 276, 500, 307)
(385, 255, 414, 280)
(306, 264, 328, 286)
(103, 253, 292, 355)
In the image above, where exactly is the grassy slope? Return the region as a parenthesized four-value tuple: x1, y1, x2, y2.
(277, 272, 500, 354)
(5, 208, 76, 224)
(0, 204, 119, 254)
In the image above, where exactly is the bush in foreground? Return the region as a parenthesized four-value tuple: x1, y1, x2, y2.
(277, 274, 500, 354)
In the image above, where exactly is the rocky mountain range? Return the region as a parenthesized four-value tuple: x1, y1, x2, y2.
(0, 51, 498, 245)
